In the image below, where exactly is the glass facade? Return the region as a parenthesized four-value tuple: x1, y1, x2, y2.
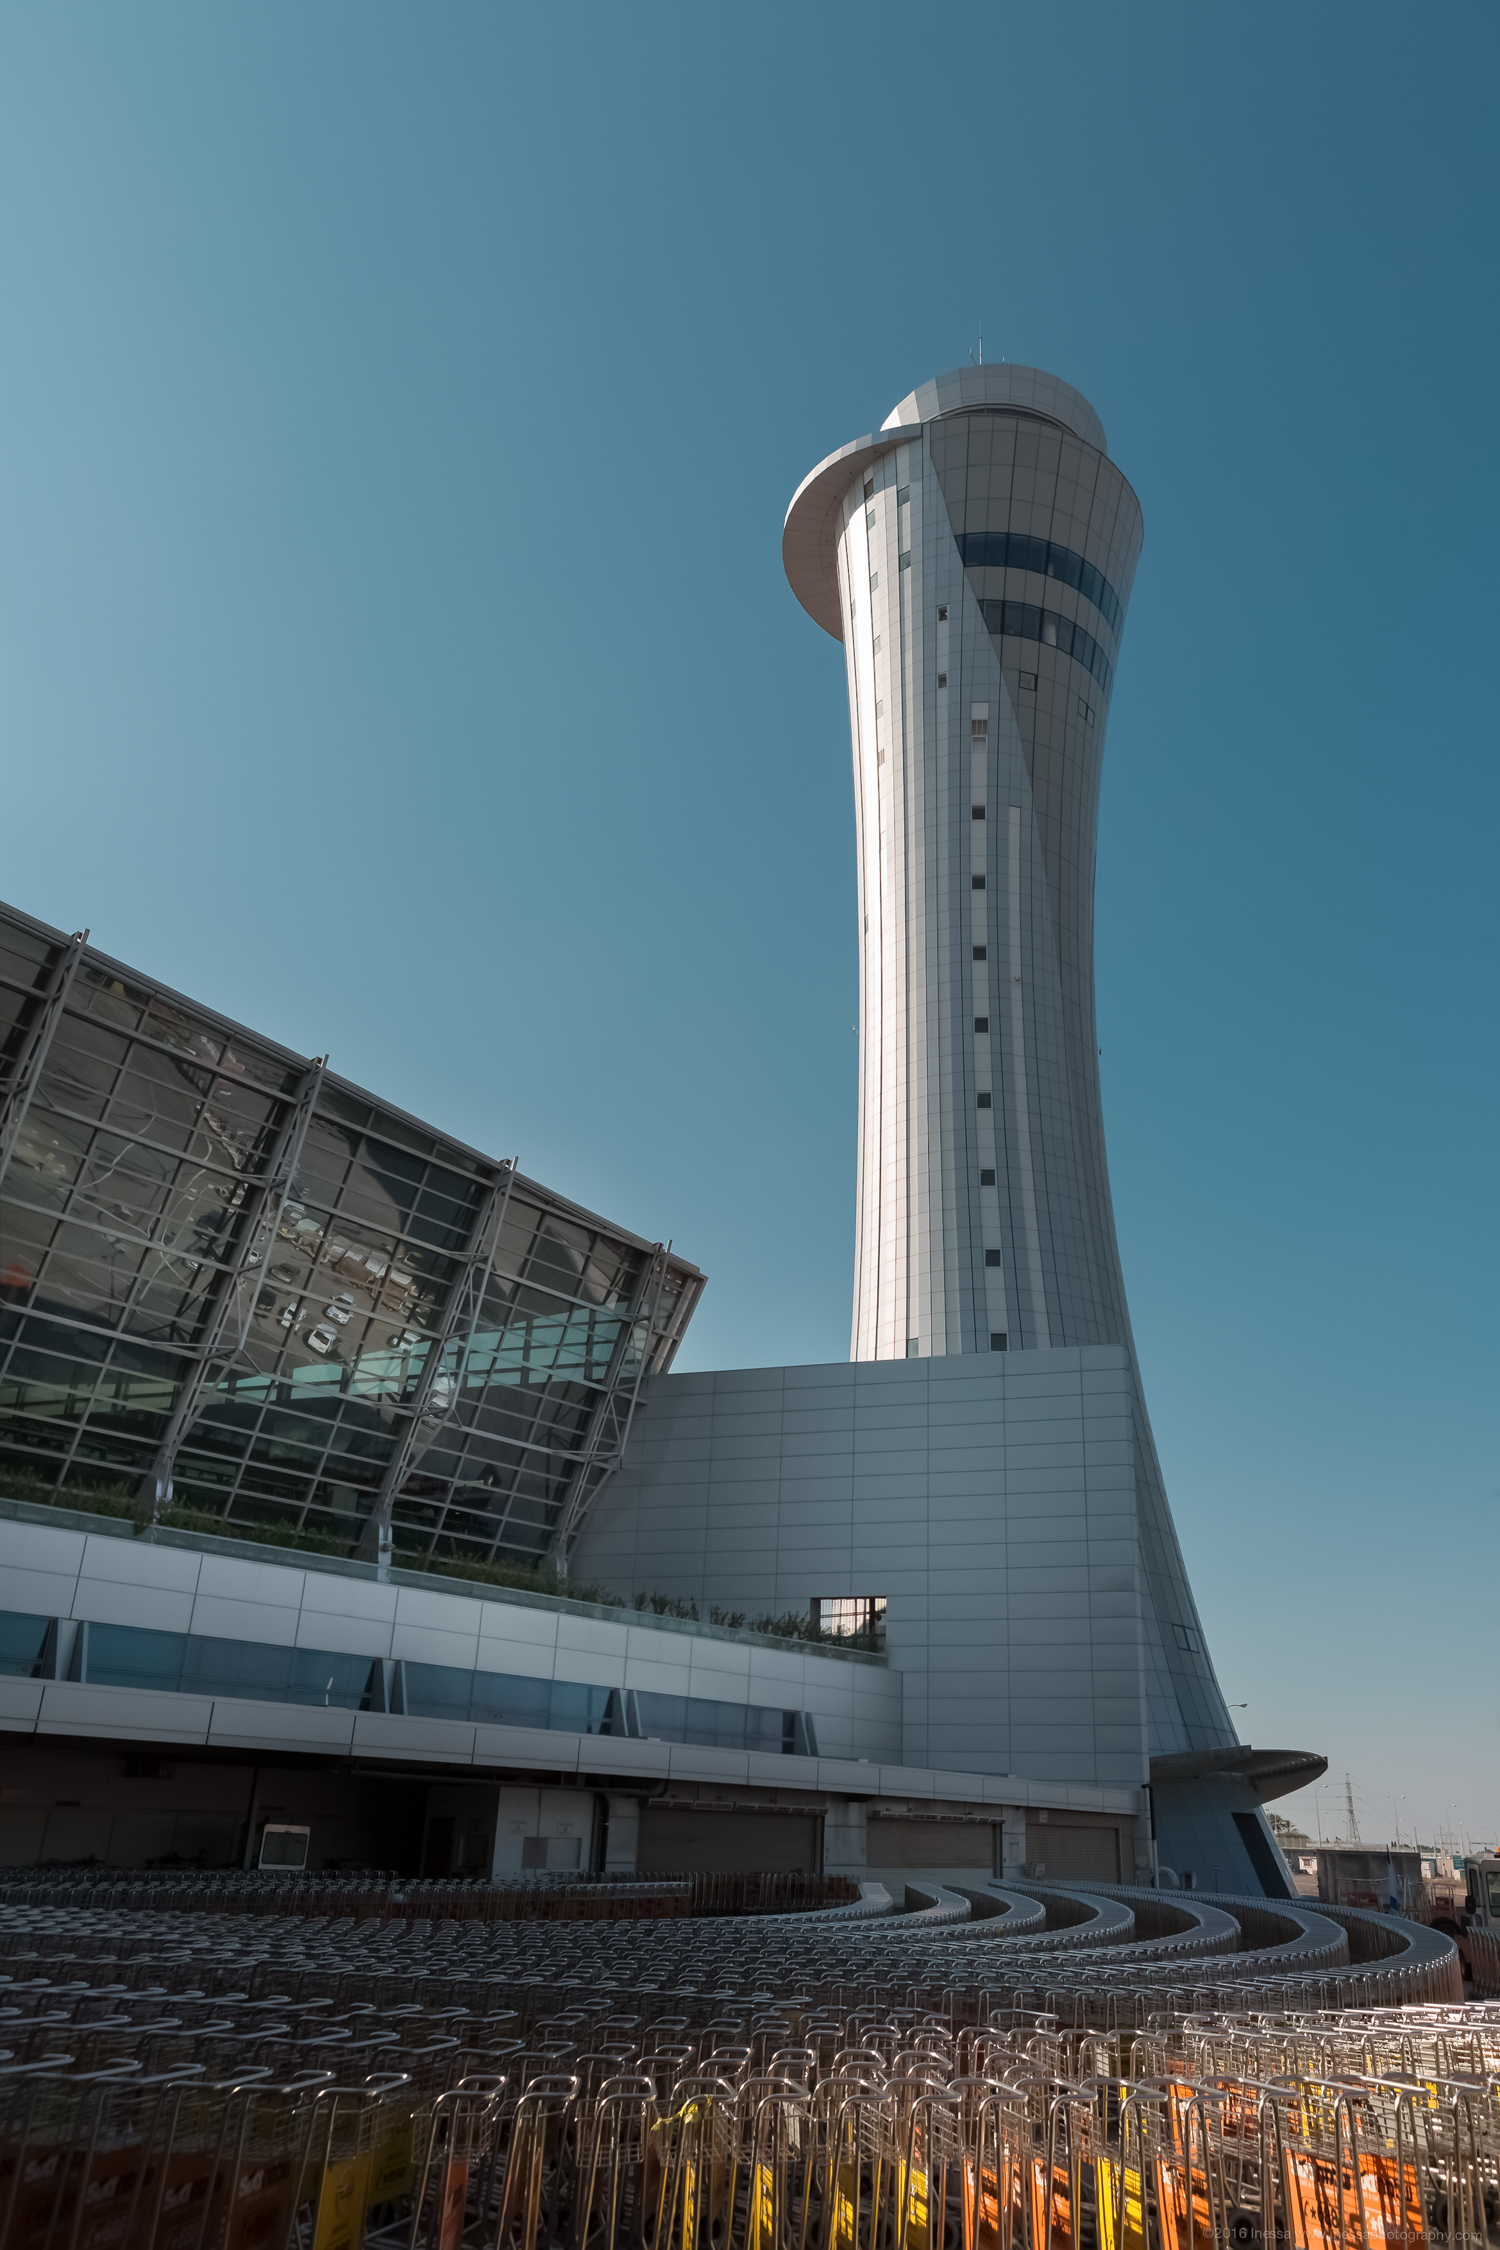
(632, 1690, 794, 1754)
(974, 598, 1113, 697)
(0, 1610, 50, 1677)
(0, 902, 703, 1565)
(3, 1613, 807, 1753)
(954, 531, 1123, 633)
(81, 1620, 382, 1709)
(401, 1661, 617, 1733)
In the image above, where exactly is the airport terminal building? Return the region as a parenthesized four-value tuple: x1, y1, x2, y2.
(0, 367, 1320, 1895)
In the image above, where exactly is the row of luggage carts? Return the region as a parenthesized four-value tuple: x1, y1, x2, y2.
(0, 1876, 1489, 2250)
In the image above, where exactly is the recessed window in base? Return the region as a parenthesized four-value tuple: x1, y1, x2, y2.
(906, 1336, 919, 1357)
(977, 1091, 991, 1108)
(990, 1333, 1008, 1351)
(980, 1167, 995, 1185)
(984, 1249, 1003, 1268)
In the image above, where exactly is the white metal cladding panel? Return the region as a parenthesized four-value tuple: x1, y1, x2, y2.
(0, 1519, 88, 1619)
(0, 1516, 892, 1762)
(574, 1349, 1146, 1784)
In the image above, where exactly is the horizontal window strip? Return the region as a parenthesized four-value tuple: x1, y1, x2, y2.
(0, 1611, 810, 1754)
(955, 530, 1123, 634)
(977, 599, 1113, 699)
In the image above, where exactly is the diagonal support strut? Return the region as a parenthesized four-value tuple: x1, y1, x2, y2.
(0, 929, 89, 1191)
(148, 1054, 328, 1509)
(356, 1159, 517, 1577)
(544, 1240, 670, 1580)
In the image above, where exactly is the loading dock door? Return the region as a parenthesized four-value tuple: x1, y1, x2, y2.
(1025, 1820, 1121, 1880)
(866, 1821, 995, 1870)
(638, 1809, 819, 1875)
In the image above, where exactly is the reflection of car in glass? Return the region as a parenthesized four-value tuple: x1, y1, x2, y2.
(429, 1374, 457, 1411)
(255, 1290, 278, 1317)
(394, 1329, 422, 1351)
(325, 1293, 355, 1325)
(279, 1303, 302, 1329)
(307, 1324, 338, 1355)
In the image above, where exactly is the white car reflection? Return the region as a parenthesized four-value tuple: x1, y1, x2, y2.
(306, 1324, 339, 1356)
(325, 1293, 355, 1325)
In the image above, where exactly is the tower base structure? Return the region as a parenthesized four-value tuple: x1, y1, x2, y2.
(572, 1348, 1321, 1897)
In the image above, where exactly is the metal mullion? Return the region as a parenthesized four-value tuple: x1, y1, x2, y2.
(73, 1149, 236, 1349)
(653, 1273, 706, 1373)
(0, 930, 88, 1190)
(33, 1014, 142, 1155)
(0, 1300, 196, 1369)
(1, 1172, 254, 1285)
(60, 1005, 294, 1105)
(288, 1187, 480, 1290)
(176, 1357, 324, 1518)
(2, 906, 693, 1262)
(3, 1189, 237, 1361)
(501, 1266, 648, 1325)
(543, 1244, 667, 1574)
(34, 1086, 264, 1192)
(146, 1055, 327, 1507)
(53, 1322, 159, 1482)
(3, 1373, 117, 1481)
(92, 1037, 223, 1148)
(356, 1161, 516, 1568)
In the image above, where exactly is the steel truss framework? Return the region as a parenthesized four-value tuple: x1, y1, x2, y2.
(0, 900, 704, 1568)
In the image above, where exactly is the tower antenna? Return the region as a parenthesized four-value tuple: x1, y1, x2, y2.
(970, 327, 984, 367)
(1344, 1772, 1362, 1844)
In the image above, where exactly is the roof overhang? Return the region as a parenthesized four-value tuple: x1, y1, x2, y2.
(1149, 1746, 1328, 1805)
(782, 429, 921, 641)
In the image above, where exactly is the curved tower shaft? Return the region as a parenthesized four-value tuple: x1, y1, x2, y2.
(787, 364, 1142, 1360)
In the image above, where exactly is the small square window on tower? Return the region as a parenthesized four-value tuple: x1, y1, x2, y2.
(937, 672, 947, 688)
(980, 1167, 996, 1186)
(977, 1092, 992, 1109)
(990, 1332, 1008, 1351)
(984, 1249, 1003, 1267)
(1020, 672, 1037, 691)
(974, 1016, 989, 1033)
(863, 478, 874, 503)
(973, 945, 986, 960)
(971, 875, 985, 891)
(972, 804, 985, 819)
(937, 605, 948, 621)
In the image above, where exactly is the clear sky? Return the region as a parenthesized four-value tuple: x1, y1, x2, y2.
(0, 3, 1495, 1852)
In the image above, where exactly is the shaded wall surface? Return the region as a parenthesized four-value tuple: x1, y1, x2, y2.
(573, 1347, 1216, 1787)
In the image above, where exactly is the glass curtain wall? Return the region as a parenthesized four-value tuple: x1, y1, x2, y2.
(0, 903, 703, 1563)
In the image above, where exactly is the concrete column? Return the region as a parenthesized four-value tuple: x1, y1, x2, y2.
(603, 1794, 640, 1875)
(998, 1807, 1027, 1879)
(823, 1799, 868, 1880)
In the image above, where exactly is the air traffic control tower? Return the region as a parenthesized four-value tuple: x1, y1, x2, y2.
(783, 364, 1137, 1367)
(575, 366, 1323, 1892)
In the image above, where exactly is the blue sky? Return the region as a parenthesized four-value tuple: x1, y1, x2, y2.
(0, 2, 1495, 1850)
